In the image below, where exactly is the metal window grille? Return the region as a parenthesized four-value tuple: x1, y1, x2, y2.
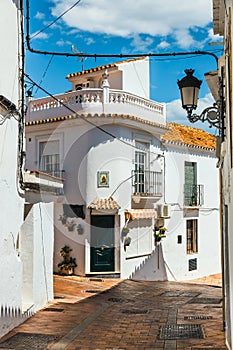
(186, 219, 198, 254)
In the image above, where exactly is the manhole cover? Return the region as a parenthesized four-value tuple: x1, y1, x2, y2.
(89, 278, 103, 282)
(159, 324, 204, 340)
(43, 307, 64, 312)
(184, 315, 213, 320)
(121, 309, 149, 314)
(0, 333, 58, 349)
(188, 298, 222, 304)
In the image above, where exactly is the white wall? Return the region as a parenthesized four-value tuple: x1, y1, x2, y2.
(163, 145, 221, 281)
(116, 58, 150, 99)
(20, 202, 54, 313)
(0, 0, 25, 338)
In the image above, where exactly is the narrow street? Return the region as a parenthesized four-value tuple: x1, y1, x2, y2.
(0, 274, 227, 349)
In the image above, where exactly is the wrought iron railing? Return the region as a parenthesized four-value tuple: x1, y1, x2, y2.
(184, 184, 204, 206)
(132, 170, 163, 197)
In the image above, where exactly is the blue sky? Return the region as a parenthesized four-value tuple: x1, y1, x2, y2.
(25, 0, 223, 132)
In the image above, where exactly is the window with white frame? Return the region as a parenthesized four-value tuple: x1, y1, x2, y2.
(39, 140, 60, 177)
(134, 141, 149, 194)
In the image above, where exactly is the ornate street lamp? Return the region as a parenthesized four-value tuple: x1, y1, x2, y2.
(177, 69, 222, 130)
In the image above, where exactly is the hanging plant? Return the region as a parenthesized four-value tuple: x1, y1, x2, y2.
(122, 226, 129, 236)
(58, 245, 77, 275)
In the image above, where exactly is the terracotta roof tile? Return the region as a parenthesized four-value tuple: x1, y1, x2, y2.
(66, 57, 147, 79)
(162, 122, 216, 150)
(88, 197, 121, 210)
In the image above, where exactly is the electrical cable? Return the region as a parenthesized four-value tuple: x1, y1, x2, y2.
(25, 0, 219, 68)
(34, 55, 54, 95)
(30, 0, 82, 40)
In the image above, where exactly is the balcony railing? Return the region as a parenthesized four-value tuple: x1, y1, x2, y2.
(132, 170, 163, 197)
(184, 184, 204, 206)
(27, 89, 166, 124)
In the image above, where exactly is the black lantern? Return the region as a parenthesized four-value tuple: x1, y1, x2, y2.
(177, 69, 202, 117)
(177, 68, 222, 132)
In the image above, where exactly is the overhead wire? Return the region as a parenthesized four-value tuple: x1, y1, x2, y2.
(25, 0, 219, 68)
(30, 0, 82, 40)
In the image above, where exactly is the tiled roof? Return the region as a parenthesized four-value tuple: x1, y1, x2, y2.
(66, 57, 147, 79)
(162, 122, 216, 150)
(25, 113, 168, 130)
(88, 197, 121, 210)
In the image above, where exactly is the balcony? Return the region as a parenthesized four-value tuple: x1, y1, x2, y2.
(132, 170, 163, 197)
(27, 88, 166, 125)
(184, 184, 204, 207)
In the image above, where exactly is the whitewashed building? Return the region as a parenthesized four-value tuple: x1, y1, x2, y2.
(25, 57, 221, 282)
(0, 0, 63, 338)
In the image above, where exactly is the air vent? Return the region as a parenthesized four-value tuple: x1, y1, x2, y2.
(189, 258, 197, 271)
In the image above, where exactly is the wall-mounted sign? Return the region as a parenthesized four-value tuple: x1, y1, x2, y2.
(97, 171, 109, 187)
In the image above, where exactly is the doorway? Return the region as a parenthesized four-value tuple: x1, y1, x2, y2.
(91, 215, 115, 272)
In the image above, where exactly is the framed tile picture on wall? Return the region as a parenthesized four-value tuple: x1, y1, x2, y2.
(97, 171, 109, 188)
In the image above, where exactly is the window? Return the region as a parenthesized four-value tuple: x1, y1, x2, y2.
(134, 141, 149, 194)
(184, 162, 197, 206)
(39, 140, 60, 177)
(186, 219, 198, 254)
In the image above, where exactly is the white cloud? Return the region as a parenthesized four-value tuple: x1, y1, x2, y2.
(34, 11, 45, 20)
(56, 39, 72, 46)
(157, 41, 170, 49)
(50, 0, 212, 39)
(130, 34, 153, 51)
(30, 32, 49, 40)
(208, 28, 223, 42)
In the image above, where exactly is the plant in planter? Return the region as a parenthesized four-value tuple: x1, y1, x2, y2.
(154, 226, 167, 243)
(66, 220, 76, 232)
(121, 226, 129, 236)
(58, 245, 77, 275)
(124, 236, 132, 248)
(59, 214, 67, 225)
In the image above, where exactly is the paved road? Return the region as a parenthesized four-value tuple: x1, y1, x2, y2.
(0, 274, 227, 349)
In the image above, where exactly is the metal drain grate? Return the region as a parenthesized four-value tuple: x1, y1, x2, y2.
(159, 324, 204, 340)
(0, 332, 58, 349)
(188, 298, 222, 304)
(43, 307, 64, 312)
(184, 315, 213, 320)
(121, 309, 149, 314)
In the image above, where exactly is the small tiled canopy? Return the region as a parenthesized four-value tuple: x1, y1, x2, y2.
(126, 209, 157, 220)
(88, 196, 121, 210)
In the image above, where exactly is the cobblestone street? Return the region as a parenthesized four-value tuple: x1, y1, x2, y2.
(0, 274, 227, 349)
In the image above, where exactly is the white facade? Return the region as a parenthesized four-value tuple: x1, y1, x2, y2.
(212, 1, 233, 348)
(25, 57, 221, 283)
(0, 1, 63, 338)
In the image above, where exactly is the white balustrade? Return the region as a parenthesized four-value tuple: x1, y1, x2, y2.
(29, 89, 164, 115)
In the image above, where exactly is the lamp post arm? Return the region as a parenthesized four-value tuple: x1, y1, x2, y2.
(187, 101, 222, 129)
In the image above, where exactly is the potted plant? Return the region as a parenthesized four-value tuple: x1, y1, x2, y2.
(59, 214, 67, 225)
(58, 245, 77, 275)
(124, 236, 132, 247)
(66, 220, 76, 232)
(122, 226, 129, 236)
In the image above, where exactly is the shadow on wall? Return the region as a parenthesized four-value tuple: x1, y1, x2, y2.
(129, 245, 168, 281)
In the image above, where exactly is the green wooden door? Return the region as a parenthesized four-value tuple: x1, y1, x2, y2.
(91, 215, 115, 272)
(184, 162, 197, 206)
